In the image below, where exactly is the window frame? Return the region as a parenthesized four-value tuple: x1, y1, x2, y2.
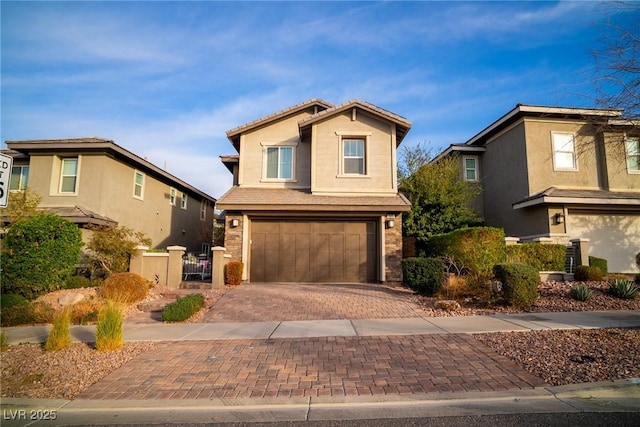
(200, 199, 207, 221)
(551, 132, 578, 171)
(181, 192, 188, 210)
(261, 143, 296, 182)
(133, 170, 145, 200)
(59, 157, 79, 194)
(10, 165, 29, 191)
(462, 155, 479, 182)
(625, 137, 640, 174)
(169, 187, 177, 206)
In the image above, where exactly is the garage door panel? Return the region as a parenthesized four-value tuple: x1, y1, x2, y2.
(250, 219, 377, 283)
(568, 213, 640, 273)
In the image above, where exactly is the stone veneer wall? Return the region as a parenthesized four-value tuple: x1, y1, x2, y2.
(223, 212, 244, 263)
(384, 222, 403, 285)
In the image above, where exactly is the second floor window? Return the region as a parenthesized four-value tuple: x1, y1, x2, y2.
(60, 158, 78, 193)
(170, 188, 177, 205)
(626, 138, 640, 173)
(200, 199, 207, 221)
(343, 138, 365, 175)
(266, 146, 293, 180)
(552, 133, 577, 170)
(10, 165, 29, 191)
(463, 156, 479, 182)
(181, 193, 188, 209)
(134, 171, 145, 199)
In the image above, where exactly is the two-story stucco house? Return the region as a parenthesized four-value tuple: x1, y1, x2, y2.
(3, 138, 217, 255)
(216, 99, 412, 284)
(436, 104, 640, 273)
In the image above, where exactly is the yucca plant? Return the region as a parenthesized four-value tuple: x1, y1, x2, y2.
(44, 308, 72, 351)
(95, 300, 124, 352)
(569, 284, 593, 302)
(609, 279, 638, 300)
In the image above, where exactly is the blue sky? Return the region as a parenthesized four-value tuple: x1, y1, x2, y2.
(2, 1, 637, 199)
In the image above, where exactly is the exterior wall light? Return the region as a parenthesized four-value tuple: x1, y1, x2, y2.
(231, 219, 239, 227)
(554, 212, 565, 225)
(385, 214, 395, 228)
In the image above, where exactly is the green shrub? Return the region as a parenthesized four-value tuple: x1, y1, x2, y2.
(65, 275, 92, 289)
(493, 263, 539, 308)
(569, 284, 593, 302)
(426, 227, 506, 277)
(588, 256, 608, 276)
(608, 279, 638, 300)
(95, 301, 123, 351)
(401, 257, 446, 296)
(506, 243, 566, 271)
(574, 265, 604, 282)
(1, 294, 28, 309)
(162, 294, 205, 322)
(44, 308, 72, 351)
(225, 262, 244, 286)
(0, 301, 55, 327)
(0, 332, 7, 352)
(100, 273, 149, 304)
(1, 213, 83, 299)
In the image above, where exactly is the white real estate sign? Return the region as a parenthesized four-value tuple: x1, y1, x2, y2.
(0, 152, 13, 207)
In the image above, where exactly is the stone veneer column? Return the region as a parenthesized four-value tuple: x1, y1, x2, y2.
(224, 213, 244, 262)
(384, 221, 403, 285)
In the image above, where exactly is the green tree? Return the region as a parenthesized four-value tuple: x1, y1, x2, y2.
(0, 189, 42, 225)
(86, 225, 151, 276)
(1, 213, 83, 299)
(400, 154, 481, 244)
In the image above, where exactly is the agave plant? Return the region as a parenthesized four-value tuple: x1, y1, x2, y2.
(569, 284, 593, 302)
(609, 279, 638, 300)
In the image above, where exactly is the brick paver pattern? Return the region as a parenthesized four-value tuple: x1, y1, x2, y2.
(202, 283, 425, 322)
(77, 334, 546, 400)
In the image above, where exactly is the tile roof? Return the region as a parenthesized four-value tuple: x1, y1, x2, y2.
(40, 205, 118, 226)
(225, 98, 334, 139)
(216, 187, 411, 212)
(513, 187, 640, 209)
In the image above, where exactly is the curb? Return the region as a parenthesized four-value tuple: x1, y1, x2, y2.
(2, 379, 639, 426)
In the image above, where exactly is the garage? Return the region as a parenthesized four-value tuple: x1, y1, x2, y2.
(567, 211, 640, 273)
(250, 219, 377, 282)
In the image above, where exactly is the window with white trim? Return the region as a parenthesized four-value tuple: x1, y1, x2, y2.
(265, 146, 293, 180)
(463, 156, 479, 182)
(181, 193, 188, 210)
(10, 165, 29, 191)
(342, 138, 366, 175)
(60, 158, 79, 193)
(552, 132, 577, 170)
(626, 137, 640, 173)
(200, 199, 207, 221)
(169, 187, 177, 206)
(133, 171, 145, 199)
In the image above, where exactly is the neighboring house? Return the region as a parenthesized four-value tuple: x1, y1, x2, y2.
(3, 138, 217, 255)
(216, 99, 412, 284)
(435, 104, 640, 273)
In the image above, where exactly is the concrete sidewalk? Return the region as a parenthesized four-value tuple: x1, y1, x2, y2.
(3, 309, 640, 344)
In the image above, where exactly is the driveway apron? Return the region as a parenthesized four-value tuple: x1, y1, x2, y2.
(201, 283, 426, 322)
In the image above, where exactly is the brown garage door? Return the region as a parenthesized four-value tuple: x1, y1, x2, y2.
(250, 220, 377, 283)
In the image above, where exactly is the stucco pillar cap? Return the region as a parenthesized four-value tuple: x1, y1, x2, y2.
(166, 245, 187, 251)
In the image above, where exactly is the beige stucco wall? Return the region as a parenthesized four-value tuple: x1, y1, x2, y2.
(238, 109, 313, 189)
(524, 119, 601, 194)
(601, 132, 640, 191)
(311, 110, 397, 195)
(26, 152, 212, 254)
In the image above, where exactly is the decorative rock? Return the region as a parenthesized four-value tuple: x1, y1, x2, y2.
(433, 299, 461, 311)
(59, 293, 85, 307)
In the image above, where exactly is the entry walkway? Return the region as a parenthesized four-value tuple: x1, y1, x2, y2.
(5, 310, 640, 344)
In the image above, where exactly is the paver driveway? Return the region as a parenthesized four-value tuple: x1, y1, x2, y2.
(202, 283, 426, 322)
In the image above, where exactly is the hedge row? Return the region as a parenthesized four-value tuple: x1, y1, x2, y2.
(505, 243, 566, 271)
(401, 257, 446, 296)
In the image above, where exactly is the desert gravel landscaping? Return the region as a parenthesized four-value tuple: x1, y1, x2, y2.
(1, 280, 639, 400)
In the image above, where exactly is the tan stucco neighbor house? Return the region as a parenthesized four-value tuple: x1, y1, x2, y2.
(216, 99, 412, 284)
(3, 138, 217, 255)
(436, 104, 640, 273)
